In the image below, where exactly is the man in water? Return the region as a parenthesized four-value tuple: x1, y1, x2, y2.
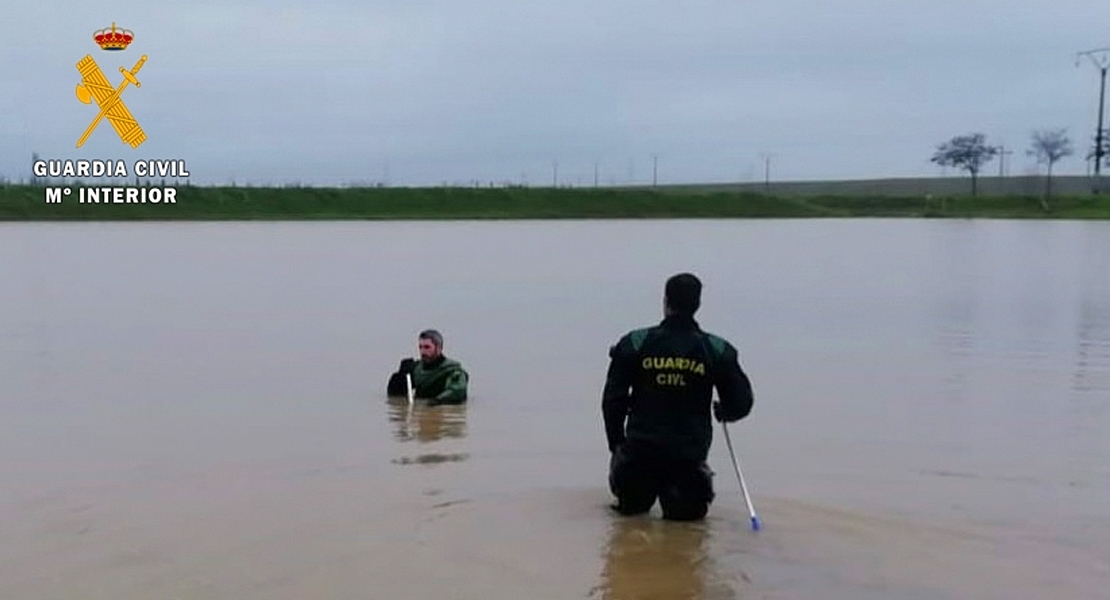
(602, 273, 754, 521)
(387, 329, 469, 405)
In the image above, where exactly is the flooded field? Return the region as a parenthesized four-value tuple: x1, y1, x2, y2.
(2, 219, 1108, 599)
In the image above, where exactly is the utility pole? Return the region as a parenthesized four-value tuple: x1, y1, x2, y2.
(993, 145, 1012, 180)
(996, 146, 1012, 195)
(1077, 48, 1110, 195)
(22, 118, 28, 184)
(652, 155, 658, 187)
(594, 162, 599, 188)
(759, 153, 774, 192)
(553, 160, 558, 187)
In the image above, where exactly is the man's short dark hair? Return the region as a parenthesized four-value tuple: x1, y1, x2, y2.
(665, 273, 702, 315)
(418, 329, 444, 347)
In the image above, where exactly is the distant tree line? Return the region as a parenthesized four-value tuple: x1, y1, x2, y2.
(929, 129, 1106, 207)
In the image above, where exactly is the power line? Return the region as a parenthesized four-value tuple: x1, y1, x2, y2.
(1077, 48, 1110, 195)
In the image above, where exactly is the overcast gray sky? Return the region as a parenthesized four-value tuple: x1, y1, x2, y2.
(3, 0, 1108, 186)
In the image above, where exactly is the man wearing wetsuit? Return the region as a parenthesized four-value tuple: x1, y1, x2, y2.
(387, 329, 469, 405)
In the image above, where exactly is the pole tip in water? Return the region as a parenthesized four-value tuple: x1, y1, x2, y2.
(751, 516, 761, 531)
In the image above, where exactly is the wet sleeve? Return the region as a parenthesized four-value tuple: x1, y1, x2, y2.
(388, 370, 410, 397)
(387, 371, 407, 396)
(433, 368, 469, 404)
(386, 358, 417, 397)
(714, 342, 754, 422)
(602, 337, 634, 452)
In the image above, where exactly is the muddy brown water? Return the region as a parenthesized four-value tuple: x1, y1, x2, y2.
(1, 219, 1108, 599)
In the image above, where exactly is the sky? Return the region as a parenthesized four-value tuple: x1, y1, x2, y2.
(2, 0, 1108, 186)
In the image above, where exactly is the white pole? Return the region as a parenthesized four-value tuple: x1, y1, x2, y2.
(405, 373, 415, 406)
(721, 421, 761, 531)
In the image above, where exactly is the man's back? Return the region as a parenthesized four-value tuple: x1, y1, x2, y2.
(603, 314, 753, 462)
(603, 272, 755, 521)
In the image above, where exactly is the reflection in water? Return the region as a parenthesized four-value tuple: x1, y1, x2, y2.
(1069, 230, 1110, 480)
(936, 297, 975, 397)
(1073, 232, 1110, 395)
(388, 399, 468, 443)
(930, 224, 979, 402)
(591, 518, 738, 600)
(1073, 297, 1110, 394)
(390, 453, 468, 465)
(387, 399, 469, 466)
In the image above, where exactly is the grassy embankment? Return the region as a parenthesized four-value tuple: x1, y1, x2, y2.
(1, 183, 1109, 220)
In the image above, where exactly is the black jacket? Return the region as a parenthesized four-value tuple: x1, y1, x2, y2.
(602, 314, 754, 462)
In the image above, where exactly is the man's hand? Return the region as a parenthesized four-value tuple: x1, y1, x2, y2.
(399, 358, 417, 374)
(713, 401, 735, 423)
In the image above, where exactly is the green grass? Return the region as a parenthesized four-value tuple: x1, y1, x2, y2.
(2, 183, 1109, 220)
(655, 174, 1104, 198)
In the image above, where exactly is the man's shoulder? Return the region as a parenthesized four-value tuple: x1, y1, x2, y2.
(441, 357, 467, 372)
(614, 325, 658, 353)
(697, 329, 737, 358)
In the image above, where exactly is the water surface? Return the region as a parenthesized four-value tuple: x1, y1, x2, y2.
(1, 219, 1108, 599)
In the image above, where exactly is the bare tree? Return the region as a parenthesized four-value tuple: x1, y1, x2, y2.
(1027, 129, 1074, 209)
(930, 133, 998, 196)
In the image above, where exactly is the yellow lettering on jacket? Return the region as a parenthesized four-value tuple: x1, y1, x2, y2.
(656, 373, 687, 386)
(641, 356, 706, 375)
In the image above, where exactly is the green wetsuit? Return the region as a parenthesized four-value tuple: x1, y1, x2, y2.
(387, 355, 469, 405)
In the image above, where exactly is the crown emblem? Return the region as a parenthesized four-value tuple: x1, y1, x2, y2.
(94, 22, 134, 51)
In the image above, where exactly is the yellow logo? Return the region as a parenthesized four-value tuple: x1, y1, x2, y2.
(641, 357, 706, 375)
(640, 356, 706, 387)
(75, 23, 146, 148)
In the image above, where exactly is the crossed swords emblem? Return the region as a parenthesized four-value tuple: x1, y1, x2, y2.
(74, 54, 148, 148)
